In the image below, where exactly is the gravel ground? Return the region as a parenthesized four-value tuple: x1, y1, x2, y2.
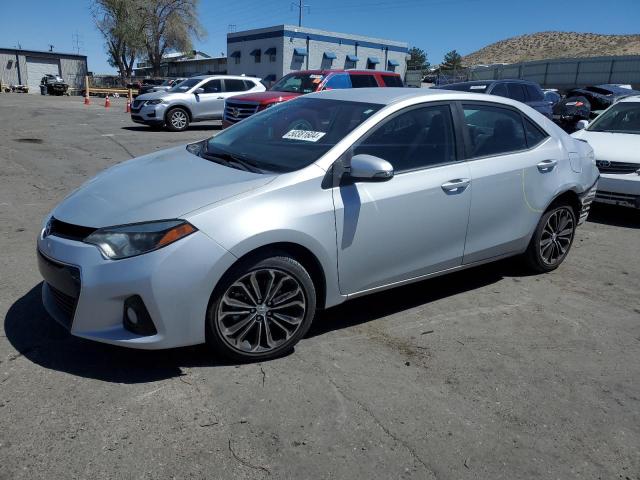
(1, 94, 639, 480)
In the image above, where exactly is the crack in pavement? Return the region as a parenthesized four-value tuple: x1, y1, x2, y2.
(326, 375, 440, 479)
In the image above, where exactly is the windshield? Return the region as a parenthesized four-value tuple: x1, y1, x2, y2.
(270, 73, 325, 94)
(587, 102, 640, 134)
(204, 97, 382, 173)
(169, 78, 200, 92)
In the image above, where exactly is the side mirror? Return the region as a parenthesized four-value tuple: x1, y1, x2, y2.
(575, 119, 589, 130)
(195, 87, 205, 95)
(348, 154, 394, 182)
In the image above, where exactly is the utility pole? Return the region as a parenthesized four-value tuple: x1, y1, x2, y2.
(291, 0, 310, 27)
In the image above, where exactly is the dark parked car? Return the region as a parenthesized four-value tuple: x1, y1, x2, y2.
(435, 80, 552, 118)
(563, 84, 640, 116)
(40, 75, 69, 95)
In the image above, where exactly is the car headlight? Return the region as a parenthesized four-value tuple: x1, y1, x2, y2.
(83, 220, 196, 260)
(145, 99, 163, 106)
(262, 102, 280, 110)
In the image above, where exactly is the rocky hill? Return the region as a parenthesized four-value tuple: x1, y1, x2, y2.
(463, 32, 640, 66)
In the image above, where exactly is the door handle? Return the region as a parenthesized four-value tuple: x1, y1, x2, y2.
(537, 159, 558, 172)
(217, 96, 224, 99)
(441, 178, 470, 193)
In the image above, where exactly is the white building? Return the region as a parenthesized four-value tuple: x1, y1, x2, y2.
(227, 25, 408, 84)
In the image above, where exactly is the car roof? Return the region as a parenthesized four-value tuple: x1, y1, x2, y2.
(306, 87, 529, 107)
(189, 74, 262, 81)
(618, 94, 640, 103)
(282, 69, 400, 76)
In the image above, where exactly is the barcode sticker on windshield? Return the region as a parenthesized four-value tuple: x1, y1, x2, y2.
(282, 130, 326, 142)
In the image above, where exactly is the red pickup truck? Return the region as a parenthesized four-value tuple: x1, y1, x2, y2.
(222, 69, 403, 128)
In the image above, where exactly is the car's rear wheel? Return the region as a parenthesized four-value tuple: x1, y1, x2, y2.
(207, 253, 316, 361)
(165, 107, 190, 132)
(524, 204, 576, 272)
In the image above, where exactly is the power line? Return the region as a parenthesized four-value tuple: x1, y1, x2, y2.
(291, 0, 310, 27)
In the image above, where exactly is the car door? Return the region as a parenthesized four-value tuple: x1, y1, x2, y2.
(191, 78, 223, 120)
(332, 103, 472, 295)
(459, 101, 559, 264)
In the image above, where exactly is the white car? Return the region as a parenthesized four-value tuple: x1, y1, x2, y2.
(572, 95, 640, 209)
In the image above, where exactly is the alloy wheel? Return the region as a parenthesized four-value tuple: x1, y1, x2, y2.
(539, 207, 574, 265)
(216, 269, 307, 353)
(170, 110, 187, 129)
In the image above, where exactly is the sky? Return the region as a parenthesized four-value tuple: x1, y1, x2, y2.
(1, 0, 639, 74)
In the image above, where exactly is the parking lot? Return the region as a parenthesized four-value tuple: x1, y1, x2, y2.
(1, 94, 639, 479)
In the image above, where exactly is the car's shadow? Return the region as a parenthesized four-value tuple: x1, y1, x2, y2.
(587, 204, 640, 229)
(121, 124, 222, 133)
(5, 260, 520, 384)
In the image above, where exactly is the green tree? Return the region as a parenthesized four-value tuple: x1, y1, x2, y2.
(407, 47, 430, 74)
(139, 0, 206, 77)
(441, 50, 463, 70)
(92, 0, 144, 84)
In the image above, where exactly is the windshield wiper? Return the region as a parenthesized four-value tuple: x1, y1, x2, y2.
(201, 145, 265, 173)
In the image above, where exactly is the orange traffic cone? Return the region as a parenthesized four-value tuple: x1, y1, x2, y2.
(104, 95, 111, 108)
(83, 93, 90, 105)
(125, 99, 131, 113)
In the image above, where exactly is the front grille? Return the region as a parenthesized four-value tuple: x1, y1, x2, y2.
(133, 100, 143, 109)
(224, 101, 259, 123)
(596, 160, 640, 174)
(48, 217, 97, 242)
(48, 284, 78, 329)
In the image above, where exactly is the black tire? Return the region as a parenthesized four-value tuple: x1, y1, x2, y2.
(165, 107, 190, 132)
(207, 252, 317, 362)
(524, 204, 577, 273)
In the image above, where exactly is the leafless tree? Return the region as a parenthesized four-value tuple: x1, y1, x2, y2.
(92, 0, 144, 84)
(139, 0, 206, 77)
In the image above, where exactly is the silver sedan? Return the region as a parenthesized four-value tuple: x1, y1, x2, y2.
(37, 88, 599, 361)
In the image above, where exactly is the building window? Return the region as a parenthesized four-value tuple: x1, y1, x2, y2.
(250, 49, 261, 63)
(265, 47, 277, 62)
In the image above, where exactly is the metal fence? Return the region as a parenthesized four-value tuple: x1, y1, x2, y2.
(469, 55, 640, 90)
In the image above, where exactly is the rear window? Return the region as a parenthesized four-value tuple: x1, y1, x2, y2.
(225, 79, 251, 92)
(524, 84, 544, 102)
(507, 83, 527, 103)
(350, 74, 378, 88)
(381, 75, 403, 87)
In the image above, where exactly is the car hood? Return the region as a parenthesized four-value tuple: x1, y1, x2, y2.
(229, 91, 302, 103)
(52, 145, 276, 228)
(135, 91, 171, 101)
(572, 130, 640, 164)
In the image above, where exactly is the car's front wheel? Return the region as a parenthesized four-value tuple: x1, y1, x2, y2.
(207, 253, 317, 361)
(524, 204, 576, 272)
(165, 107, 190, 132)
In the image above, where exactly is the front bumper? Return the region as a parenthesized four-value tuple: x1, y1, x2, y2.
(130, 103, 169, 126)
(37, 229, 237, 349)
(595, 173, 640, 209)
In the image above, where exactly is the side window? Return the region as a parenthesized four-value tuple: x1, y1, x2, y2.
(324, 73, 352, 90)
(349, 74, 378, 88)
(243, 80, 255, 90)
(201, 79, 221, 93)
(353, 104, 457, 172)
(507, 83, 527, 103)
(224, 79, 250, 92)
(382, 75, 403, 87)
(490, 83, 508, 97)
(525, 84, 544, 101)
(523, 117, 549, 147)
(462, 104, 527, 157)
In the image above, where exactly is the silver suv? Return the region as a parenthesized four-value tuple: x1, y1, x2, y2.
(131, 75, 265, 131)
